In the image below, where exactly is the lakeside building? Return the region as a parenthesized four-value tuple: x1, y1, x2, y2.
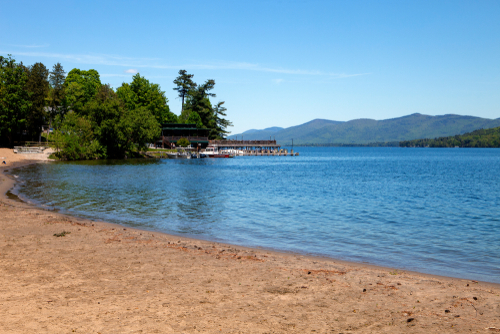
(157, 123, 210, 148)
(157, 123, 283, 153)
(208, 139, 280, 152)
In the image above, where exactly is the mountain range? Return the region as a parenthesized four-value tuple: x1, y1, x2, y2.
(228, 114, 500, 145)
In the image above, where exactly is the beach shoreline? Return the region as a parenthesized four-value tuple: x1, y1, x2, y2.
(1, 150, 499, 333)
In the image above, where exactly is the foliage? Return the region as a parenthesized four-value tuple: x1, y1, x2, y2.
(176, 137, 190, 147)
(49, 62, 66, 119)
(186, 111, 203, 128)
(64, 68, 101, 112)
(81, 85, 160, 158)
(118, 106, 161, 152)
(400, 126, 500, 148)
(179, 109, 203, 128)
(1, 54, 233, 155)
(184, 79, 215, 129)
(88, 85, 160, 156)
(0, 55, 31, 145)
(116, 73, 174, 123)
(172, 70, 196, 113)
(164, 111, 178, 123)
(80, 85, 124, 157)
(181, 78, 232, 139)
(25, 62, 49, 139)
(211, 101, 233, 139)
(52, 111, 103, 160)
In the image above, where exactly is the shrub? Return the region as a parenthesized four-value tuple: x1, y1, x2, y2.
(177, 137, 190, 147)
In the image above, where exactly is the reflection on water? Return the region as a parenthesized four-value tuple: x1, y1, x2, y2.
(10, 147, 500, 283)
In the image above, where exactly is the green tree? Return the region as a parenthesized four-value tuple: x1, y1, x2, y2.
(49, 62, 66, 120)
(0, 55, 31, 146)
(184, 79, 216, 128)
(82, 84, 160, 157)
(25, 62, 49, 141)
(211, 101, 233, 139)
(164, 111, 178, 123)
(118, 106, 161, 152)
(176, 137, 190, 147)
(173, 70, 196, 113)
(81, 85, 125, 158)
(64, 68, 101, 112)
(53, 111, 103, 160)
(117, 73, 174, 123)
(179, 109, 203, 128)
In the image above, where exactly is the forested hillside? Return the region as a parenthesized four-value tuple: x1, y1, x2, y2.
(230, 114, 500, 145)
(400, 127, 500, 148)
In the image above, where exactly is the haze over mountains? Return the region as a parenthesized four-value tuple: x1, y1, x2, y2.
(228, 114, 500, 145)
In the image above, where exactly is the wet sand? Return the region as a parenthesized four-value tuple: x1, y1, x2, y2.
(1, 149, 499, 333)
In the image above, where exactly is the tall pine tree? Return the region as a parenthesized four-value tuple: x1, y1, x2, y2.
(173, 70, 196, 113)
(49, 62, 66, 120)
(25, 62, 49, 141)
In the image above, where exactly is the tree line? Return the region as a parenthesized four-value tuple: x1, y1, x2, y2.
(399, 127, 500, 148)
(0, 55, 232, 159)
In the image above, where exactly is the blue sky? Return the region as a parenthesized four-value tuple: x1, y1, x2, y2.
(1, 0, 499, 134)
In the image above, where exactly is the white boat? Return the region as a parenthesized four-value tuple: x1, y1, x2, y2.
(201, 146, 234, 158)
(167, 147, 193, 159)
(166, 152, 178, 159)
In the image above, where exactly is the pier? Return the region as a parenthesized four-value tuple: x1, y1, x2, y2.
(147, 139, 299, 158)
(209, 140, 299, 156)
(156, 124, 298, 156)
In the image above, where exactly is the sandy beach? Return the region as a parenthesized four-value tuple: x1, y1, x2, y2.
(1, 149, 499, 333)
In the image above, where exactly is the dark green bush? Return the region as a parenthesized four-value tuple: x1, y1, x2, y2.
(177, 137, 190, 147)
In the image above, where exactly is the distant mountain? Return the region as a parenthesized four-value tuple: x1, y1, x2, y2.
(235, 127, 284, 139)
(229, 114, 500, 145)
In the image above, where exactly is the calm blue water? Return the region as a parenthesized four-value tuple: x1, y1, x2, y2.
(9, 147, 500, 283)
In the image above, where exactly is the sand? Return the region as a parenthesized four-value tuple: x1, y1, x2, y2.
(1, 147, 54, 166)
(1, 148, 499, 333)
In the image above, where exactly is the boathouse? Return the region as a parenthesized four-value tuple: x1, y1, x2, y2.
(157, 124, 286, 154)
(208, 140, 280, 151)
(157, 123, 209, 148)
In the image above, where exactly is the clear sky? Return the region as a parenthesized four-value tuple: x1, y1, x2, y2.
(1, 0, 499, 134)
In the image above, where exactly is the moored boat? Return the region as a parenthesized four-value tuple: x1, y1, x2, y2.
(167, 147, 193, 159)
(201, 146, 234, 158)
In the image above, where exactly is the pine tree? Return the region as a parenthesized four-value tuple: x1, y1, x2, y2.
(173, 70, 196, 113)
(25, 62, 49, 141)
(49, 62, 66, 120)
(211, 101, 233, 139)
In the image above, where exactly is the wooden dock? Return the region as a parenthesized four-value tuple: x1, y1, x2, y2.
(146, 150, 298, 158)
(210, 140, 298, 156)
(146, 140, 299, 158)
(209, 139, 280, 149)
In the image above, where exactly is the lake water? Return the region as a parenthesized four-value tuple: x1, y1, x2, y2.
(9, 147, 500, 283)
